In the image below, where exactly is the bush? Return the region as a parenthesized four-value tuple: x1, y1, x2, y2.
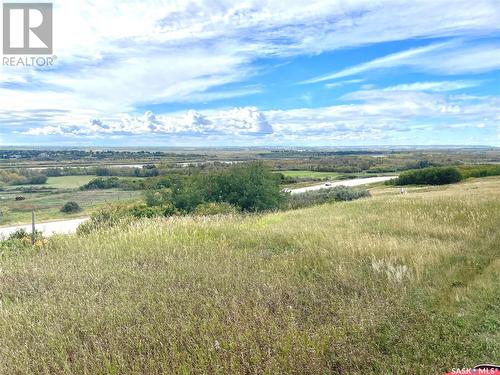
(60, 201, 82, 214)
(22, 175, 48, 185)
(458, 165, 500, 178)
(165, 162, 284, 213)
(80, 177, 121, 190)
(77, 204, 134, 235)
(6, 228, 42, 241)
(0, 229, 46, 255)
(129, 203, 176, 218)
(203, 162, 285, 212)
(170, 178, 207, 213)
(144, 189, 172, 207)
(395, 167, 463, 185)
(193, 202, 239, 216)
(287, 186, 370, 209)
(80, 177, 145, 191)
(7, 228, 32, 240)
(0, 169, 48, 185)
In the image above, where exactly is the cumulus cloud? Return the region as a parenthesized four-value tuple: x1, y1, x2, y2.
(24, 107, 274, 137)
(21, 91, 499, 144)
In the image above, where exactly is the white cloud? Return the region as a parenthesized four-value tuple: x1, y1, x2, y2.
(302, 41, 500, 83)
(21, 91, 499, 144)
(23, 107, 274, 137)
(382, 80, 481, 92)
(2, 0, 500, 145)
(301, 42, 451, 83)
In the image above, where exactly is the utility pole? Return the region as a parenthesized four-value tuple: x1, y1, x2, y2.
(31, 208, 36, 245)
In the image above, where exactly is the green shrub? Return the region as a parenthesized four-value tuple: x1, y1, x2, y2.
(60, 201, 82, 214)
(81, 177, 145, 191)
(7, 229, 31, 240)
(129, 203, 175, 218)
(333, 186, 371, 201)
(193, 202, 239, 216)
(203, 162, 285, 212)
(171, 179, 206, 213)
(80, 177, 122, 190)
(144, 189, 172, 207)
(0, 229, 45, 256)
(0, 169, 48, 185)
(77, 204, 135, 235)
(458, 164, 500, 178)
(6, 228, 42, 241)
(287, 186, 370, 209)
(395, 167, 463, 185)
(166, 162, 284, 213)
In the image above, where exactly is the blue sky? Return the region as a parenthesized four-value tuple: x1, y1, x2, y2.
(1, 0, 500, 146)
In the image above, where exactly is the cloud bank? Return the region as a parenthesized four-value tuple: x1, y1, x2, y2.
(21, 90, 500, 144)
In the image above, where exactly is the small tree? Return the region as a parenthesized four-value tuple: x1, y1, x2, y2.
(205, 162, 284, 212)
(60, 201, 82, 214)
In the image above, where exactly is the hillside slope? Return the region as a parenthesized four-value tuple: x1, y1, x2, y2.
(0, 178, 499, 374)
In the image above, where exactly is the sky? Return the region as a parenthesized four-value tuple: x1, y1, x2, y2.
(1, 0, 500, 147)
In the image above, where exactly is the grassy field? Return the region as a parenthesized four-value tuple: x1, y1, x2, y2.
(45, 175, 97, 189)
(0, 178, 498, 373)
(0, 188, 142, 226)
(0, 175, 146, 226)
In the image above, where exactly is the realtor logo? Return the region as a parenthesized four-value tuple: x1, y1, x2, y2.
(3, 3, 53, 55)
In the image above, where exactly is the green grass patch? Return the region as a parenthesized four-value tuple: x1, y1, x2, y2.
(45, 175, 97, 189)
(0, 189, 142, 226)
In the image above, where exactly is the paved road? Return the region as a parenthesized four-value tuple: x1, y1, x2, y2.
(289, 176, 396, 195)
(0, 217, 89, 239)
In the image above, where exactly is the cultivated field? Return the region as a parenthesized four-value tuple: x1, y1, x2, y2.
(0, 177, 498, 374)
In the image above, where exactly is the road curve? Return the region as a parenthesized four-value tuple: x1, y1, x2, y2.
(0, 217, 89, 239)
(289, 176, 396, 195)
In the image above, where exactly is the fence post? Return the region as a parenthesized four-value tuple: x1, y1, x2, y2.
(31, 209, 36, 245)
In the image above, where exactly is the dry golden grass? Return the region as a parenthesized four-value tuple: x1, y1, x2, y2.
(0, 177, 498, 374)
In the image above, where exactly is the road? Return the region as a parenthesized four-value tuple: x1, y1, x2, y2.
(0, 217, 89, 240)
(289, 176, 396, 195)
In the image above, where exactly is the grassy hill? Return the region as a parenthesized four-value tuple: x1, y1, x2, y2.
(0, 178, 498, 374)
